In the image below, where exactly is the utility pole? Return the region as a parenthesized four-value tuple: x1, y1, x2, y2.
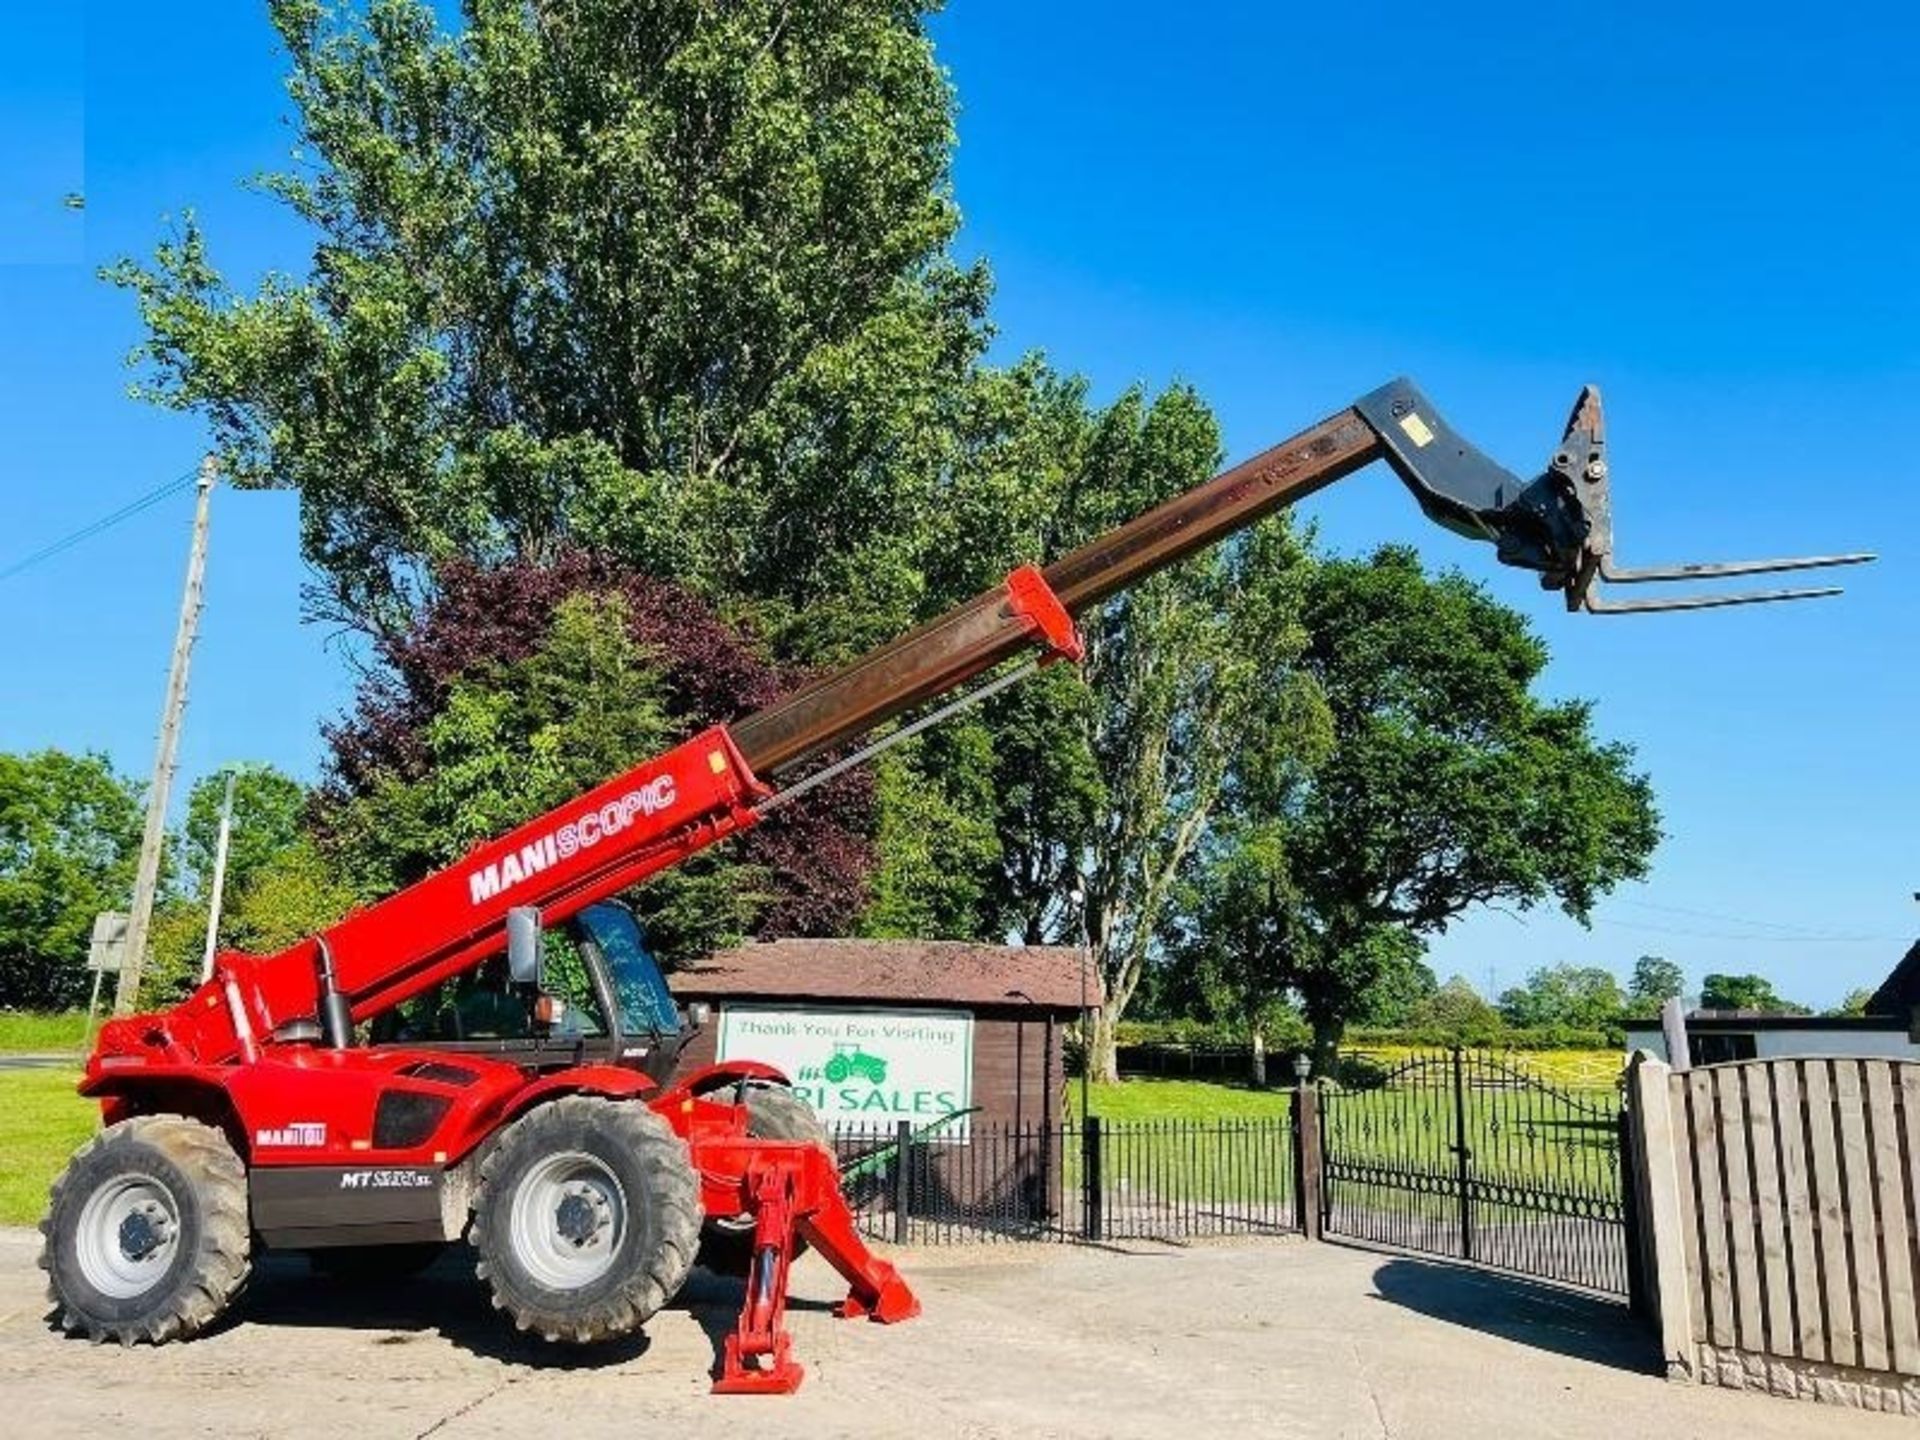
(115, 458, 216, 1014)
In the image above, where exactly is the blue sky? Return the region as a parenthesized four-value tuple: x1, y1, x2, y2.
(1, 3, 1914, 1007)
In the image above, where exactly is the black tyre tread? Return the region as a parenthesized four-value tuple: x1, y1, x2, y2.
(39, 1114, 251, 1345)
(697, 1083, 828, 1276)
(470, 1096, 699, 1344)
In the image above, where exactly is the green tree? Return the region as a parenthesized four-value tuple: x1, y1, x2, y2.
(107, 0, 1123, 949)
(0, 751, 143, 1009)
(1497, 963, 1625, 1030)
(1827, 987, 1875, 1018)
(1350, 950, 1439, 1027)
(1239, 547, 1659, 1070)
(1407, 975, 1507, 1046)
(179, 764, 309, 900)
(109, 0, 1037, 655)
(1176, 818, 1298, 1085)
(145, 769, 350, 1002)
(1700, 972, 1808, 1015)
(1625, 954, 1685, 1017)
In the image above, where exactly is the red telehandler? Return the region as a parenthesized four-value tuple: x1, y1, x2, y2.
(41, 382, 1868, 1392)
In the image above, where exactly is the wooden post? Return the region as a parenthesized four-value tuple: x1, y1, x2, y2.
(1660, 996, 1691, 1072)
(1627, 1053, 1696, 1381)
(1294, 1077, 1324, 1240)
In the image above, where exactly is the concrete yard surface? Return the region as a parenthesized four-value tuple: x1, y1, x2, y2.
(0, 1226, 1906, 1439)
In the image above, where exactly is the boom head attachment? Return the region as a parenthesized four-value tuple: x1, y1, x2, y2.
(1355, 379, 1874, 613)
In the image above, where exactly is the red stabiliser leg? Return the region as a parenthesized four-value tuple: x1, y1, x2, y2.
(714, 1164, 807, 1395)
(703, 1139, 921, 1396)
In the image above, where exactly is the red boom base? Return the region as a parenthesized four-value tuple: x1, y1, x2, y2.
(699, 1136, 920, 1395)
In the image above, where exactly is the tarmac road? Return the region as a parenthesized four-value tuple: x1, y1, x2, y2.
(0, 1227, 1906, 1439)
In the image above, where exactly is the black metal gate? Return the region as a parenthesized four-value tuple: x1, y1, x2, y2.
(1318, 1048, 1632, 1297)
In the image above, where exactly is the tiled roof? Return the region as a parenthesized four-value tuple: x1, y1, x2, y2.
(668, 938, 1097, 1012)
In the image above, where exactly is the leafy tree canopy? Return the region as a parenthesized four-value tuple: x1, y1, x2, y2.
(1625, 953, 1685, 1016)
(1497, 962, 1625, 1030)
(1406, 975, 1506, 1047)
(1201, 546, 1660, 1065)
(112, 0, 1047, 655)
(179, 764, 309, 901)
(1699, 971, 1809, 1016)
(0, 751, 144, 1009)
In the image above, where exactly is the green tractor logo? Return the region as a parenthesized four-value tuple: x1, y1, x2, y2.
(822, 1042, 888, 1086)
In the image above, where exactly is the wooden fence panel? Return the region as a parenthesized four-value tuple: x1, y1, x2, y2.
(1771, 1060, 1826, 1362)
(1637, 1055, 1920, 1392)
(1713, 1065, 1763, 1350)
(1835, 1061, 1889, 1371)
(1687, 1067, 1736, 1347)
(1866, 1063, 1920, 1372)
(1740, 1062, 1793, 1357)
(1801, 1059, 1857, 1367)
(1668, 1068, 1706, 1341)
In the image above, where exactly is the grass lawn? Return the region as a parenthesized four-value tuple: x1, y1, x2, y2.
(0, 1011, 90, 1054)
(0, 1070, 96, 1227)
(1069, 1076, 1295, 1121)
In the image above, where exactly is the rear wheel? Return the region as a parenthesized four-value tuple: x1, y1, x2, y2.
(698, 1083, 829, 1276)
(471, 1096, 698, 1343)
(40, 1114, 251, 1344)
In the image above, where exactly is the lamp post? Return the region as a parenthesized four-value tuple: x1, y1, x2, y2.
(1070, 887, 1089, 1121)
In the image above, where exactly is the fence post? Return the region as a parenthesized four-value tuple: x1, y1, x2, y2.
(1618, 1106, 1650, 1319)
(1293, 1077, 1324, 1240)
(1626, 1054, 1695, 1381)
(893, 1119, 911, 1246)
(1451, 1046, 1474, 1261)
(1082, 1114, 1103, 1241)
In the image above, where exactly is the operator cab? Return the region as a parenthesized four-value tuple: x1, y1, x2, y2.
(368, 901, 702, 1084)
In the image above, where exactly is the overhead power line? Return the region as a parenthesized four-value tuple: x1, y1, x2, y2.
(0, 467, 202, 584)
(1597, 917, 1908, 946)
(1611, 896, 1897, 939)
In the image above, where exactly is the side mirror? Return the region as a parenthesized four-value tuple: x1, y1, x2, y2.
(506, 906, 543, 986)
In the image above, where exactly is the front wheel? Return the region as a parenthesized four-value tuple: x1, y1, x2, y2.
(40, 1114, 251, 1344)
(471, 1096, 699, 1343)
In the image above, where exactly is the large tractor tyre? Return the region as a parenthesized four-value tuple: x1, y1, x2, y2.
(39, 1114, 251, 1345)
(470, 1096, 699, 1343)
(697, 1082, 830, 1277)
(307, 1242, 448, 1283)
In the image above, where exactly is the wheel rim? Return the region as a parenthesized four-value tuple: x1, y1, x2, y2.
(74, 1174, 182, 1300)
(508, 1151, 627, 1290)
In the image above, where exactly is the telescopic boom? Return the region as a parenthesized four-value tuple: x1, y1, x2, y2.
(100, 379, 1871, 1062)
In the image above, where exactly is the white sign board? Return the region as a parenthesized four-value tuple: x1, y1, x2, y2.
(87, 912, 128, 973)
(718, 1005, 974, 1140)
